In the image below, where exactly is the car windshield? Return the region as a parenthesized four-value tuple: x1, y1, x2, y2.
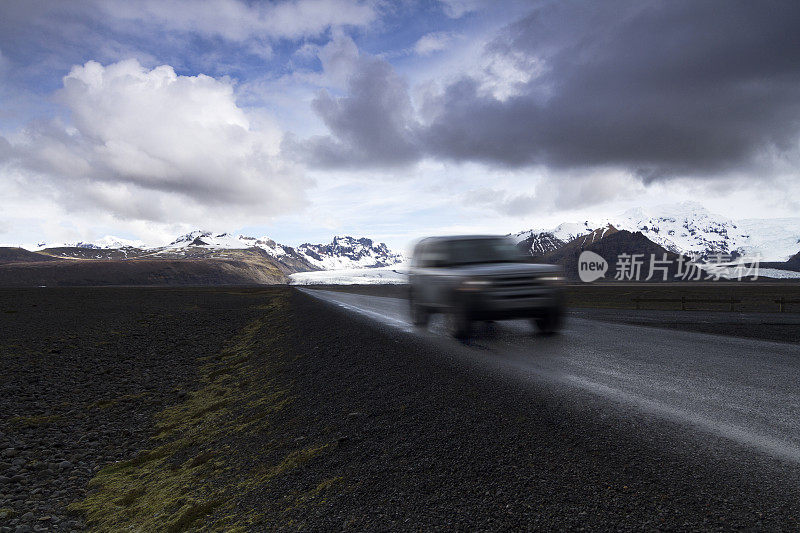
(446, 238, 526, 266)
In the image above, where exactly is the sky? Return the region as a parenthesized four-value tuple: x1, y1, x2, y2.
(1, 0, 799, 251)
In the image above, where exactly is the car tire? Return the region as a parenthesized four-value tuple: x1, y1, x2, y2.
(447, 305, 472, 340)
(409, 292, 429, 327)
(532, 307, 563, 335)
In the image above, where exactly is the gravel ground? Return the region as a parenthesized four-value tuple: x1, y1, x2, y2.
(0, 288, 264, 531)
(2, 286, 799, 530)
(257, 289, 800, 530)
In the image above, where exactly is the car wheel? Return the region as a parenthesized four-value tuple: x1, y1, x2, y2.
(409, 292, 429, 327)
(532, 308, 563, 335)
(447, 305, 472, 340)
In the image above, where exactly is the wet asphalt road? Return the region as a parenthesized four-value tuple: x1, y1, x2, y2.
(299, 288, 800, 467)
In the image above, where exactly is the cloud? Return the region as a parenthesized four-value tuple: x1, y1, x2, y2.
(439, 0, 485, 18)
(245, 40, 273, 60)
(0, 135, 11, 158)
(317, 30, 361, 88)
(287, 35, 420, 168)
(464, 169, 646, 217)
(295, 1, 800, 183)
(462, 187, 541, 217)
(98, 0, 377, 41)
(2, 59, 308, 222)
(414, 32, 454, 56)
(0, 0, 377, 44)
(0, 0, 377, 85)
(421, 0, 800, 180)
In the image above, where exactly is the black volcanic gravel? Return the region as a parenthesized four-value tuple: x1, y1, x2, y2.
(0, 288, 264, 531)
(255, 289, 800, 530)
(1, 286, 799, 531)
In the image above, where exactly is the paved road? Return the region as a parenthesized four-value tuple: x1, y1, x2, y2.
(299, 288, 800, 466)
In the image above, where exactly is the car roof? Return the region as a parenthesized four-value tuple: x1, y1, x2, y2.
(417, 235, 508, 245)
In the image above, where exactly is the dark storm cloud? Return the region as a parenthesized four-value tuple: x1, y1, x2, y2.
(293, 55, 421, 168)
(304, 0, 800, 180)
(0, 136, 12, 160)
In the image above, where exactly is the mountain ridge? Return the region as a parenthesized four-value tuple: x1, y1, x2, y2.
(31, 232, 404, 272)
(513, 202, 800, 262)
(540, 229, 690, 281)
(9, 203, 800, 281)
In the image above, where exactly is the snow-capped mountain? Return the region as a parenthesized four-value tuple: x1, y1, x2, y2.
(511, 231, 567, 257)
(736, 218, 800, 263)
(165, 231, 293, 259)
(513, 202, 800, 262)
(511, 221, 598, 256)
(34, 235, 145, 250)
(298, 236, 404, 269)
(512, 221, 596, 245)
(612, 203, 800, 261)
(164, 232, 403, 269)
(34, 230, 404, 271)
(608, 202, 746, 260)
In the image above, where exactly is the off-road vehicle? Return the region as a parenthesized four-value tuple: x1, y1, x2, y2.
(408, 235, 564, 339)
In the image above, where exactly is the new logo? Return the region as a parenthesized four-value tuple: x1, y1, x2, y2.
(578, 251, 607, 282)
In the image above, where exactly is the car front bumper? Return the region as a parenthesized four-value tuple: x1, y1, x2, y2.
(460, 288, 563, 320)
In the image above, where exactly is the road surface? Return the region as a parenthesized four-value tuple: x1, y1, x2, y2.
(299, 288, 800, 466)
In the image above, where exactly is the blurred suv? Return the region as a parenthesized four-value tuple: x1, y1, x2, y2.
(408, 235, 564, 339)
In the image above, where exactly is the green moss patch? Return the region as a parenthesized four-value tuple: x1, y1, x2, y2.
(89, 392, 149, 410)
(70, 291, 341, 531)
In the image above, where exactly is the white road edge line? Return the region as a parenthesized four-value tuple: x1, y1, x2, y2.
(298, 288, 413, 332)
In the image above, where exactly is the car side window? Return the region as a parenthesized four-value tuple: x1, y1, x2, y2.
(422, 241, 448, 267)
(419, 242, 434, 268)
(412, 241, 428, 267)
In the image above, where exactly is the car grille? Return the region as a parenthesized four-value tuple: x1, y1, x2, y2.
(488, 275, 545, 298)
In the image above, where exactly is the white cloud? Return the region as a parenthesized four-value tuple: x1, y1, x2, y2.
(477, 46, 546, 101)
(2, 59, 308, 225)
(462, 168, 649, 218)
(98, 0, 377, 42)
(414, 32, 454, 56)
(439, 0, 485, 18)
(245, 39, 273, 59)
(317, 30, 361, 87)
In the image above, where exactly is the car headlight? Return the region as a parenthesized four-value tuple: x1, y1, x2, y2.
(537, 275, 565, 283)
(459, 279, 491, 291)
